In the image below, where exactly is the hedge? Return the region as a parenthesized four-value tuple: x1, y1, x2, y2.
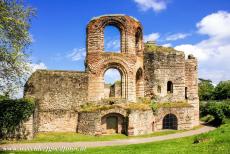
(0, 97, 35, 140)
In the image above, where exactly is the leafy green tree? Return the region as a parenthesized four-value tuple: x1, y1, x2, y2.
(0, 0, 35, 97)
(213, 80, 230, 100)
(198, 78, 214, 100)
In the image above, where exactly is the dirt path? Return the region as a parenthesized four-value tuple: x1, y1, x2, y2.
(0, 125, 215, 151)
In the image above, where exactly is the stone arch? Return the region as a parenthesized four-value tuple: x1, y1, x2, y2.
(87, 16, 126, 53)
(163, 114, 178, 130)
(101, 112, 126, 134)
(136, 67, 144, 98)
(87, 15, 143, 54)
(101, 62, 128, 99)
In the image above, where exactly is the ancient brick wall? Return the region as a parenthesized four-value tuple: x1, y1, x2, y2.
(185, 55, 199, 126)
(144, 47, 186, 102)
(155, 107, 195, 130)
(86, 15, 145, 102)
(128, 110, 155, 135)
(24, 70, 88, 132)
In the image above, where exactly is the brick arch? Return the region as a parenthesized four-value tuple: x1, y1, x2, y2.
(100, 61, 129, 99)
(87, 15, 143, 54)
(136, 67, 144, 97)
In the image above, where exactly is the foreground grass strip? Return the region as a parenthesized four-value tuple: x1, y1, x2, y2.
(1, 123, 229, 154)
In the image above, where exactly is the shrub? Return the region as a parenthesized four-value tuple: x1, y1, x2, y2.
(0, 97, 35, 140)
(200, 100, 230, 126)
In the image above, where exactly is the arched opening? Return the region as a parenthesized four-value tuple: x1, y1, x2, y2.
(167, 81, 173, 93)
(104, 68, 122, 98)
(135, 27, 143, 53)
(163, 114, 178, 130)
(152, 121, 155, 132)
(136, 68, 144, 98)
(104, 26, 121, 53)
(185, 87, 188, 99)
(101, 113, 126, 134)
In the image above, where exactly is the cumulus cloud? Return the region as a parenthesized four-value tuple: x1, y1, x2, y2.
(144, 33, 160, 42)
(175, 11, 230, 84)
(196, 11, 230, 39)
(166, 33, 190, 41)
(133, 0, 168, 12)
(67, 48, 86, 61)
(104, 69, 121, 84)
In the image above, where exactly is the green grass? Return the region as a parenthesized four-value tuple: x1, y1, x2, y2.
(0, 129, 183, 144)
(1, 122, 230, 154)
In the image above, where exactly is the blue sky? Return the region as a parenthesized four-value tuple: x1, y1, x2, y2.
(28, 0, 230, 84)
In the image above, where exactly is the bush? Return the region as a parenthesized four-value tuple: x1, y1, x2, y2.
(200, 100, 230, 126)
(213, 81, 230, 100)
(0, 97, 35, 140)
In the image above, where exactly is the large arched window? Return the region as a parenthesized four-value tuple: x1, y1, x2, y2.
(167, 81, 173, 93)
(104, 68, 121, 98)
(104, 26, 121, 53)
(163, 114, 178, 130)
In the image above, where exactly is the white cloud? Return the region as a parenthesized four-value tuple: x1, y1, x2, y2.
(104, 69, 121, 84)
(134, 0, 168, 12)
(161, 43, 172, 47)
(144, 33, 160, 42)
(175, 11, 230, 84)
(67, 48, 86, 61)
(30, 62, 47, 72)
(166, 33, 190, 41)
(175, 44, 209, 61)
(196, 11, 230, 39)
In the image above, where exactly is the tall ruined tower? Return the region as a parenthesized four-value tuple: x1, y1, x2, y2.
(86, 15, 144, 102)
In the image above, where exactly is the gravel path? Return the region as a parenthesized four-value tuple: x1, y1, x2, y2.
(0, 125, 215, 151)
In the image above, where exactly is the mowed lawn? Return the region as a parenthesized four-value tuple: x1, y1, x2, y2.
(1, 122, 230, 154)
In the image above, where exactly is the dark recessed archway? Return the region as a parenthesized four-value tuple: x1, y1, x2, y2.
(163, 114, 178, 130)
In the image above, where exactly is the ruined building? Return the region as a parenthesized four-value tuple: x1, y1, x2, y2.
(24, 14, 199, 137)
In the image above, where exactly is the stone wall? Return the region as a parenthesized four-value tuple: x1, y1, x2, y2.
(77, 108, 127, 135)
(128, 110, 154, 135)
(144, 46, 186, 102)
(155, 107, 194, 130)
(24, 70, 88, 132)
(185, 55, 199, 126)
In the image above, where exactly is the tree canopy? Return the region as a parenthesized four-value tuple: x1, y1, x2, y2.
(198, 78, 215, 100)
(0, 0, 35, 97)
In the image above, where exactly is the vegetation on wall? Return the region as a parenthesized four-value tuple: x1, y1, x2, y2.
(0, 96, 35, 140)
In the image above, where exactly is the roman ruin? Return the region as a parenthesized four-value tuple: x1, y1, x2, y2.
(24, 14, 199, 138)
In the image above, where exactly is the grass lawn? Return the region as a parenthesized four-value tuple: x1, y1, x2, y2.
(1, 129, 185, 144)
(1, 123, 229, 154)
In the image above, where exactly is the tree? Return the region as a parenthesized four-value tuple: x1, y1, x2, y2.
(213, 80, 230, 100)
(0, 0, 35, 97)
(198, 78, 215, 100)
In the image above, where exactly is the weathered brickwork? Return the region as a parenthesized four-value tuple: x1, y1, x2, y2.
(24, 14, 199, 138)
